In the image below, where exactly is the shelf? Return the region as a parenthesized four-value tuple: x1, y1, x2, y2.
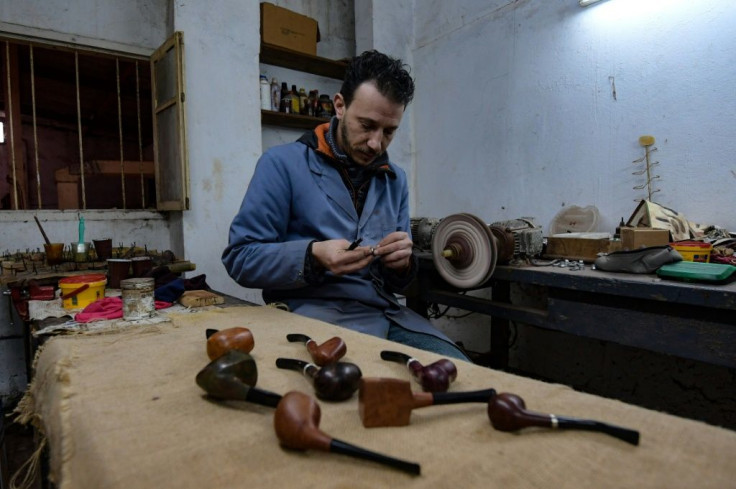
(261, 110, 330, 130)
(260, 43, 347, 80)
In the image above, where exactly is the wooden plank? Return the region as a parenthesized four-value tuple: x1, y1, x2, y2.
(261, 110, 329, 130)
(260, 43, 347, 80)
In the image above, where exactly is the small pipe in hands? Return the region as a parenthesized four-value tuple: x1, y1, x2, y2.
(286, 333, 346, 366)
(274, 391, 420, 475)
(276, 357, 362, 401)
(487, 392, 640, 446)
(380, 350, 457, 392)
(195, 350, 281, 408)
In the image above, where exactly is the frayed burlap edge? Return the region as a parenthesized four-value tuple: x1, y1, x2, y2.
(12, 343, 76, 489)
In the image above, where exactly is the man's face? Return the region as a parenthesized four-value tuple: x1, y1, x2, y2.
(334, 81, 404, 167)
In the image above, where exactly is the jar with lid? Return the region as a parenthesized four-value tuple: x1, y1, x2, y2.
(317, 94, 334, 118)
(259, 75, 271, 111)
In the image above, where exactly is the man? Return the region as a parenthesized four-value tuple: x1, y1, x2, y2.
(222, 50, 468, 361)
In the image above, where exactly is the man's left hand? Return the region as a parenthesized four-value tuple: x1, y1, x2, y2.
(372, 231, 413, 271)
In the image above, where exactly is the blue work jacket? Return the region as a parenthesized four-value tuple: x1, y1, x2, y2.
(222, 123, 455, 343)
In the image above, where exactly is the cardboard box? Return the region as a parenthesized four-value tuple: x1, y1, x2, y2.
(621, 227, 670, 250)
(546, 234, 621, 262)
(260, 2, 319, 56)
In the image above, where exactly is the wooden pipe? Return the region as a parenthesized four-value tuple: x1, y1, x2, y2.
(488, 392, 640, 446)
(275, 357, 362, 401)
(380, 350, 457, 392)
(286, 333, 346, 366)
(274, 391, 420, 475)
(195, 350, 281, 408)
(359, 377, 495, 428)
(206, 327, 255, 360)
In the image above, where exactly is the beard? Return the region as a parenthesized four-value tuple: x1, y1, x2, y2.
(340, 120, 379, 166)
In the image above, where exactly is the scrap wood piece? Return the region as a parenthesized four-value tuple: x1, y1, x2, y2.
(178, 290, 224, 308)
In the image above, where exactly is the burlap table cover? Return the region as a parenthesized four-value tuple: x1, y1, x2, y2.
(18, 305, 736, 488)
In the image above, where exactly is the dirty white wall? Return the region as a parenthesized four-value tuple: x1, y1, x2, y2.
(0, 0, 171, 401)
(410, 0, 736, 235)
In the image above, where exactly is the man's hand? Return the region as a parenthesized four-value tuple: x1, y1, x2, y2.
(372, 231, 413, 271)
(311, 239, 374, 275)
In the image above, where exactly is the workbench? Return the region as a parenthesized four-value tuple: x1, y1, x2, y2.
(15, 305, 736, 488)
(407, 253, 736, 370)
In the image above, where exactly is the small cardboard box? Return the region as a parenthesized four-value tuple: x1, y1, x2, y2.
(260, 2, 319, 56)
(546, 234, 621, 262)
(621, 227, 670, 250)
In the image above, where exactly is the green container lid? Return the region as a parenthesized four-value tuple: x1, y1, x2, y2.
(657, 261, 736, 284)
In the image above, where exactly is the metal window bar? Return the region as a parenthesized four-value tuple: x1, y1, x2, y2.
(116, 58, 126, 209)
(5, 41, 19, 209)
(136, 61, 145, 208)
(1, 38, 152, 210)
(74, 51, 87, 210)
(30, 45, 42, 208)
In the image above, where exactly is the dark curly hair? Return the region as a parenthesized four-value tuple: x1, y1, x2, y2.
(340, 50, 415, 108)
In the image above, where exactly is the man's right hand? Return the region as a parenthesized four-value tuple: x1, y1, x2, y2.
(311, 239, 374, 275)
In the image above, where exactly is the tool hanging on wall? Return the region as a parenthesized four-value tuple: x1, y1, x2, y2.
(632, 135, 660, 201)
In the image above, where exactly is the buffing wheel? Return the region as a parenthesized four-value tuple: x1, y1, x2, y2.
(431, 213, 497, 288)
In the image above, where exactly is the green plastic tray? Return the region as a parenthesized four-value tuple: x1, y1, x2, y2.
(657, 261, 736, 283)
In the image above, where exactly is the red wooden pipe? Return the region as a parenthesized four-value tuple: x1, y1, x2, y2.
(380, 350, 457, 392)
(286, 333, 346, 366)
(487, 392, 640, 445)
(274, 391, 420, 475)
(275, 357, 362, 401)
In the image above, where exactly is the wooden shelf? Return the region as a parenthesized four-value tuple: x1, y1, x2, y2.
(260, 43, 347, 80)
(261, 110, 330, 130)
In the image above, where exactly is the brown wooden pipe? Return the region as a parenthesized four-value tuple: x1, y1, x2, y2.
(488, 392, 640, 445)
(206, 327, 255, 360)
(286, 333, 346, 366)
(359, 377, 495, 428)
(274, 391, 420, 475)
(275, 357, 362, 401)
(195, 350, 281, 408)
(380, 350, 457, 392)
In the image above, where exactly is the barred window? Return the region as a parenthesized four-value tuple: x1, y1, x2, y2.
(0, 32, 187, 211)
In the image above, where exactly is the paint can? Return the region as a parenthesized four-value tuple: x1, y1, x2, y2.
(120, 277, 155, 320)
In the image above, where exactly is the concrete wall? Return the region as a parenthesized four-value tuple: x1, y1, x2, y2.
(411, 0, 736, 233)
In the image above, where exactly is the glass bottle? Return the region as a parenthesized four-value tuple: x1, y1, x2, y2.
(290, 84, 300, 114)
(298, 88, 309, 115)
(307, 90, 318, 117)
(279, 82, 291, 113)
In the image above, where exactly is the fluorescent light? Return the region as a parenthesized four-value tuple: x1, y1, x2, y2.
(579, 0, 604, 6)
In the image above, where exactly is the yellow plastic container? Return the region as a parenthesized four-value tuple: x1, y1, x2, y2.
(59, 274, 107, 310)
(671, 241, 712, 263)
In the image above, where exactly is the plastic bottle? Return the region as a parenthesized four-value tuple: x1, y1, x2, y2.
(290, 85, 300, 114)
(280, 82, 291, 113)
(270, 77, 280, 112)
(259, 75, 271, 111)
